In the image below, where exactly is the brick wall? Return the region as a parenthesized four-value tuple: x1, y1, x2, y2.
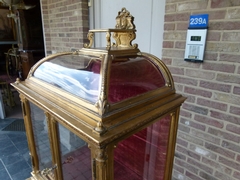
(40, 0, 89, 55)
(163, 0, 240, 180)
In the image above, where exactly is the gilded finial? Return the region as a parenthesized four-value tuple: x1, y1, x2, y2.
(115, 7, 135, 30)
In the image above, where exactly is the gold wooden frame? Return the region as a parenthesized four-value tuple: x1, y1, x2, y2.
(12, 7, 186, 180)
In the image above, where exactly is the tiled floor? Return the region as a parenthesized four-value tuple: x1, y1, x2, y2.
(0, 90, 32, 180)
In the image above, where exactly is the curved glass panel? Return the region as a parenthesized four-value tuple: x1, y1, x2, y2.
(33, 55, 101, 103)
(108, 56, 166, 103)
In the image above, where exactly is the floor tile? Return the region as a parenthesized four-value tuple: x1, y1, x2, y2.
(11, 167, 32, 180)
(0, 135, 13, 150)
(8, 133, 27, 144)
(0, 168, 11, 180)
(14, 140, 29, 154)
(0, 144, 19, 158)
(1, 151, 23, 166)
(0, 160, 4, 170)
(6, 159, 30, 176)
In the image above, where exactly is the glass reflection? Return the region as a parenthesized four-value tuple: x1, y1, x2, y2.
(109, 56, 165, 103)
(33, 55, 101, 103)
(30, 102, 52, 170)
(58, 123, 92, 180)
(114, 115, 171, 180)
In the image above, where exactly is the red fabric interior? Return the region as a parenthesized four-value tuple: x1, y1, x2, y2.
(88, 56, 166, 103)
(114, 116, 171, 180)
(86, 56, 170, 179)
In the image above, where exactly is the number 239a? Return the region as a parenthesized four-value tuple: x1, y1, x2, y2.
(190, 18, 207, 25)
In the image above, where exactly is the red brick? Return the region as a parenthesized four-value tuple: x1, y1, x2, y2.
(184, 86, 212, 98)
(187, 158, 213, 174)
(233, 86, 240, 95)
(197, 98, 227, 112)
(173, 164, 184, 174)
(161, 58, 172, 65)
(211, 111, 240, 125)
(162, 49, 185, 58)
(219, 53, 240, 63)
(204, 52, 218, 61)
(211, 0, 240, 8)
(175, 153, 200, 169)
(185, 68, 215, 80)
(205, 142, 235, 159)
(191, 129, 221, 145)
(222, 32, 240, 42)
(219, 156, 240, 171)
(163, 32, 186, 41)
(172, 170, 185, 180)
(163, 41, 174, 48)
(226, 124, 240, 135)
(184, 94, 195, 103)
(176, 22, 188, 30)
(189, 144, 216, 159)
(178, 1, 208, 11)
(237, 155, 240, 161)
(180, 109, 192, 118)
(172, 76, 198, 86)
(172, 59, 201, 69)
(164, 13, 190, 22)
(230, 106, 240, 116)
(208, 127, 240, 143)
(185, 171, 202, 180)
(202, 157, 232, 175)
(208, 10, 226, 20)
(199, 171, 218, 180)
(209, 21, 240, 30)
(176, 137, 188, 147)
(175, 84, 184, 92)
(222, 140, 240, 153)
(178, 123, 190, 133)
(233, 171, 240, 179)
(164, 23, 175, 31)
(165, 4, 176, 13)
(215, 171, 235, 180)
(194, 114, 224, 128)
(199, 81, 231, 93)
(179, 132, 204, 146)
(175, 41, 186, 49)
(227, 8, 240, 19)
(182, 102, 209, 116)
(202, 62, 235, 73)
(68, 4, 78, 10)
(180, 117, 206, 131)
(207, 31, 221, 41)
(169, 67, 184, 75)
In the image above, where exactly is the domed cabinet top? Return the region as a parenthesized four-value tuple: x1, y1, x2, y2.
(12, 8, 185, 137)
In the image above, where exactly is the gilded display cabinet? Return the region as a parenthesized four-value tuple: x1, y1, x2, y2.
(11, 8, 186, 180)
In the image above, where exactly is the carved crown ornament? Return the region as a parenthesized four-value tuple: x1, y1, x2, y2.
(84, 7, 138, 49)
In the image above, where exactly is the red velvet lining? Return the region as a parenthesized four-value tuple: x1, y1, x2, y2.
(89, 56, 166, 103)
(114, 116, 171, 180)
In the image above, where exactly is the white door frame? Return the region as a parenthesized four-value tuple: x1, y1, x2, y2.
(88, 0, 166, 58)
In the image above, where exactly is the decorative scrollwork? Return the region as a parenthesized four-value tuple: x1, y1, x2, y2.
(115, 7, 135, 30)
(95, 87, 108, 116)
(83, 32, 94, 48)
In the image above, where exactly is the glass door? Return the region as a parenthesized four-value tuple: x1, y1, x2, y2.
(23, 101, 92, 180)
(57, 123, 92, 180)
(114, 115, 171, 180)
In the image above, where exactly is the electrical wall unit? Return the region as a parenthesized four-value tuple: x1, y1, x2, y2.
(184, 29, 207, 62)
(184, 14, 208, 62)
(12, 8, 186, 180)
